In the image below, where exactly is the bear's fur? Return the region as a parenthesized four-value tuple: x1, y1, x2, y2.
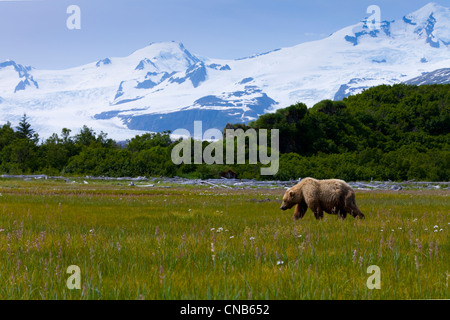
(280, 177, 365, 220)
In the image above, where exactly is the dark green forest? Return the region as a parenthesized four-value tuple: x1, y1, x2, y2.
(0, 84, 448, 181)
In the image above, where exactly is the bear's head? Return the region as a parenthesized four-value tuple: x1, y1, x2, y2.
(280, 188, 300, 211)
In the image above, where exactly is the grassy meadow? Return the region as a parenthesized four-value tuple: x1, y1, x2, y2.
(0, 178, 448, 300)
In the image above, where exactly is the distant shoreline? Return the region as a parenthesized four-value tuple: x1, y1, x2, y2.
(1, 174, 448, 191)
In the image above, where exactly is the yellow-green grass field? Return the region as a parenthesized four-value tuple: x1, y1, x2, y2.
(0, 178, 448, 300)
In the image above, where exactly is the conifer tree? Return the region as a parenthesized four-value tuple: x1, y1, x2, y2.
(16, 114, 35, 140)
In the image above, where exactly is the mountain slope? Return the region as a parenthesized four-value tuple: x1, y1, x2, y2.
(404, 68, 450, 84)
(0, 3, 449, 140)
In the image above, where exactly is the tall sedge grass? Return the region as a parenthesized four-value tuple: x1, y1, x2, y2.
(0, 179, 448, 299)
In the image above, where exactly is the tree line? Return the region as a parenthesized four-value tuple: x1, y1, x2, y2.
(0, 84, 448, 181)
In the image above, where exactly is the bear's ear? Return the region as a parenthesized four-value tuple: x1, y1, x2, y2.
(289, 190, 294, 197)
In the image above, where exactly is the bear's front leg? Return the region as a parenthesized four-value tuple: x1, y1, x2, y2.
(313, 208, 324, 220)
(293, 201, 307, 220)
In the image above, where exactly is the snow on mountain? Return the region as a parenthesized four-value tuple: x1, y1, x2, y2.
(404, 67, 450, 84)
(0, 60, 38, 93)
(0, 3, 449, 140)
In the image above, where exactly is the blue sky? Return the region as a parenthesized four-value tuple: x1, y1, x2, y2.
(0, 0, 446, 69)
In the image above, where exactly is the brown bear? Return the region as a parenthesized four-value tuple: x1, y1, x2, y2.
(280, 177, 365, 220)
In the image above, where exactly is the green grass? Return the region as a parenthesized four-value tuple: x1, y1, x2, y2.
(0, 179, 448, 299)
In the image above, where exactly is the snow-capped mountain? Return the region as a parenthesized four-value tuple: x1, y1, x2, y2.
(0, 2, 449, 140)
